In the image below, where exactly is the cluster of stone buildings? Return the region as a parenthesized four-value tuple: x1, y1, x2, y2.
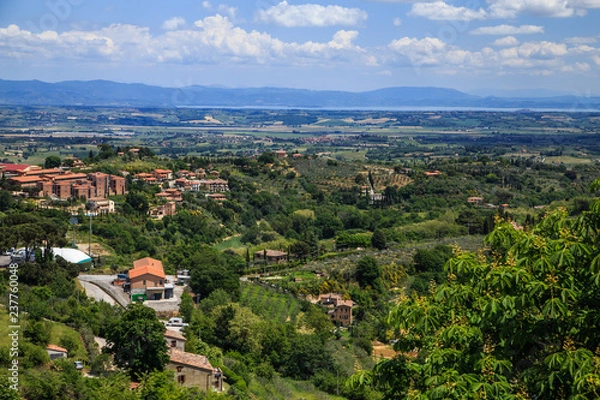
(317, 293, 356, 326)
(1, 163, 126, 201)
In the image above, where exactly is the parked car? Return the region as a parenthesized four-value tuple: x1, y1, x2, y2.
(10, 248, 35, 264)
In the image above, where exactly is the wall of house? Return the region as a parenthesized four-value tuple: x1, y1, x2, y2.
(166, 363, 212, 391)
(130, 273, 164, 289)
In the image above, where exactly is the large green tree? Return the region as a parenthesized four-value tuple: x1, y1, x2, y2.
(103, 304, 169, 380)
(188, 247, 242, 301)
(354, 179, 600, 399)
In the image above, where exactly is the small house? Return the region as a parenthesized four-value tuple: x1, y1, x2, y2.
(167, 348, 223, 392)
(255, 249, 288, 263)
(46, 344, 68, 360)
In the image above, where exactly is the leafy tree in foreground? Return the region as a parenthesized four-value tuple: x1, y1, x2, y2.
(352, 178, 600, 399)
(103, 304, 169, 380)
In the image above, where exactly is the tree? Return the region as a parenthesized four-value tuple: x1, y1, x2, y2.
(0, 190, 14, 212)
(188, 247, 242, 301)
(125, 192, 149, 215)
(178, 292, 195, 323)
(357, 179, 600, 399)
(44, 155, 61, 169)
(103, 304, 169, 379)
(355, 256, 382, 290)
(371, 229, 387, 250)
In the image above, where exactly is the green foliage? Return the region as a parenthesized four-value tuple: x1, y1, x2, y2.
(356, 256, 382, 291)
(371, 229, 387, 250)
(44, 155, 61, 169)
(188, 247, 243, 301)
(24, 321, 51, 347)
(104, 304, 169, 380)
(179, 292, 195, 323)
(284, 334, 334, 380)
(365, 199, 600, 399)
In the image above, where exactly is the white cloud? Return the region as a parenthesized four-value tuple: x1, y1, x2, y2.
(256, 1, 368, 27)
(393, 17, 402, 26)
(162, 17, 186, 31)
(0, 17, 368, 67)
(388, 36, 447, 65)
(409, 1, 487, 21)
(569, 0, 600, 7)
(493, 36, 520, 46)
(409, 0, 600, 21)
(202, 1, 211, 9)
(488, 0, 576, 18)
(470, 24, 544, 35)
(564, 36, 597, 44)
(217, 5, 237, 20)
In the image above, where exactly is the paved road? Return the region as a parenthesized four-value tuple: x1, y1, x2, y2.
(78, 274, 130, 308)
(78, 280, 116, 306)
(0, 255, 11, 267)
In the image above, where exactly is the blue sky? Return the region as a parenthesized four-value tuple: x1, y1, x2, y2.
(1, 0, 599, 95)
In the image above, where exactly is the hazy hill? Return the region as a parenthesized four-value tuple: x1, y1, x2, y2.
(0, 79, 599, 109)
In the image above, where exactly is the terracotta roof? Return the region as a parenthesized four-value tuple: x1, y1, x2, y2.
(46, 344, 68, 353)
(168, 348, 214, 371)
(164, 329, 186, 341)
(133, 257, 163, 269)
(24, 168, 63, 176)
(130, 257, 165, 279)
(53, 173, 88, 181)
(0, 163, 34, 172)
(9, 176, 45, 183)
(129, 265, 165, 279)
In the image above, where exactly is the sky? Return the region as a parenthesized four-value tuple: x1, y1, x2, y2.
(0, 0, 599, 95)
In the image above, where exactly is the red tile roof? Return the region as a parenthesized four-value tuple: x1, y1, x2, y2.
(46, 344, 68, 353)
(130, 257, 165, 279)
(0, 163, 34, 172)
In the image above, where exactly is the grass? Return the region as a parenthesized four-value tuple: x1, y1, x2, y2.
(213, 235, 243, 251)
(248, 375, 347, 400)
(0, 308, 87, 360)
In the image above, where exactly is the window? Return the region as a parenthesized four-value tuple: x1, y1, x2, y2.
(176, 366, 183, 373)
(177, 375, 186, 384)
(143, 280, 146, 285)
(171, 340, 177, 348)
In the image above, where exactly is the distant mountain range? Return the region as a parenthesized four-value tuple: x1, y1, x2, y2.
(0, 79, 599, 110)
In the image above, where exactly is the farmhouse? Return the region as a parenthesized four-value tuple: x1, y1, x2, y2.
(255, 249, 288, 263)
(46, 344, 68, 360)
(167, 348, 223, 392)
(128, 257, 173, 301)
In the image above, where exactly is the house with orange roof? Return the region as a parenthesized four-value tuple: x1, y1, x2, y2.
(46, 344, 68, 360)
(129, 257, 173, 301)
(153, 169, 173, 181)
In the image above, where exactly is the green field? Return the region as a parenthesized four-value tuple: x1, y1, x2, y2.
(240, 282, 301, 324)
(0, 309, 87, 360)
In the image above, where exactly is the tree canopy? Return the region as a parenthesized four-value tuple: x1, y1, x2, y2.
(103, 304, 169, 380)
(355, 178, 600, 399)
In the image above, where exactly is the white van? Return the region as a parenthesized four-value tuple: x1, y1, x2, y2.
(166, 317, 188, 327)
